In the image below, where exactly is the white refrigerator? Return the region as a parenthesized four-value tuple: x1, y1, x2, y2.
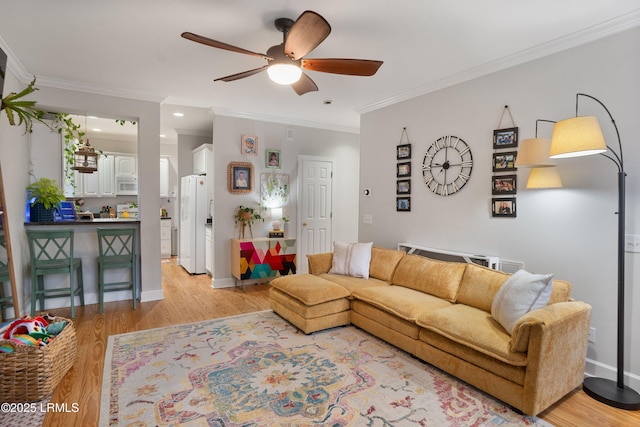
(179, 175, 207, 274)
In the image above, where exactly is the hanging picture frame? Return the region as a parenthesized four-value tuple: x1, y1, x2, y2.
(492, 151, 517, 172)
(265, 149, 281, 169)
(491, 174, 517, 195)
(260, 173, 289, 208)
(492, 197, 516, 217)
(493, 127, 519, 149)
(396, 197, 411, 212)
(241, 135, 258, 156)
(396, 162, 411, 177)
(396, 144, 411, 160)
(396, 179, 411, 195)
(227, 162, 253, 194)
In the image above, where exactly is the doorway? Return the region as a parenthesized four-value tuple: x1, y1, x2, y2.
(297, 156, 334, 273)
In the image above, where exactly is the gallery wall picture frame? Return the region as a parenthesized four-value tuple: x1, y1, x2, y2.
(492, 174, 517, 195)
(228, 162, 254, 194)
(260, 172, 289, 207)
(396, 144, 411, 160)
(397, 196, 411, 212)
(396, 179, 411, 195)
(492, 197, 516, 217)
(492, 151, 517, 172)
(265, 149, 281, 169)
(241, 135, 258, 156)
(493, 127, 518, 149)
(397, 162, 411, 177)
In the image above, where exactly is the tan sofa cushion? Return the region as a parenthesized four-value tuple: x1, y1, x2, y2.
(391, 254, 466, 302)
(456, 263, 510, 311)
(352, 285, 452, 322)
(369, 247, 405, 281)
(457, 264, 574, 313)
(270, 274, 350, 305)
(307, 252, 333, 275)
(416, 304, 527, 366)
(318, 273, 390, 293)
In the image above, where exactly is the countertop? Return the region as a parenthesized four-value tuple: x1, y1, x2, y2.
(25, 218, 141, 226)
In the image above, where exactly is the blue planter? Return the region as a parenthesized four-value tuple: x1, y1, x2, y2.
(30, 203, 55, 222)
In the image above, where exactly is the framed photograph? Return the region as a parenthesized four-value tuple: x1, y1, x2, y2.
(397, 162, 411, 177)
(396, 196, 411, 212)
(493, 127, 518, 149)
(396, 179, 411, 195)
(265, 149, 281, 169)
(396, 144, 411, 160)
(492, 174, 517, 195)
(227, 162, 253, 194)
(492, 151, 517, 172)
(492, 197, 517, 218)
(241, 135, 258, 156)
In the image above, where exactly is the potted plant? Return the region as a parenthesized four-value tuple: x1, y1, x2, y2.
(27, 177, 66, 222)
(234, 205, 263, 238)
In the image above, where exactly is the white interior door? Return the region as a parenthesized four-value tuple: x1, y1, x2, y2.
(298, 156, 333, 273)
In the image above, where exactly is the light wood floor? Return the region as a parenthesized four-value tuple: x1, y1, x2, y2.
(41, 259, 640, 427)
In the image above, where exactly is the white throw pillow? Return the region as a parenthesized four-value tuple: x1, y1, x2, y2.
(329, 241, 373, 279)
(491, 269, 554, 334)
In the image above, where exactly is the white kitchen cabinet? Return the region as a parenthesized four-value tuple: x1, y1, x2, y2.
(160, 156, 170, 197)
(192, 144, 212, 175)
(64, 168, 99, 197)
(99, 154, 116, 197)
(115, 154, 137, 195)
(161, 219, 172, 258)
(115, 155, 136, 177)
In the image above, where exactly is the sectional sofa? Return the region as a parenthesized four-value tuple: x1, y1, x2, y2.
(269, 245, 592, 416)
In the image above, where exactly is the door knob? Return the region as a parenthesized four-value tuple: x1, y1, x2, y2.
(303, 222, 308, 226)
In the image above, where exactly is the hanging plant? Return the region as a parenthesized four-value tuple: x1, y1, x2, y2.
(0, 77, 47, 134)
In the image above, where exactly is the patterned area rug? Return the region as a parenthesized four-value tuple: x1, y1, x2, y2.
(100, 310, 552, 426)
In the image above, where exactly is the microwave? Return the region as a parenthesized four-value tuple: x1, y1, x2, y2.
(116, 177, 138, 195)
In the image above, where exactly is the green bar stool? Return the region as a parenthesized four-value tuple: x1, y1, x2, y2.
(27, 229, 85, 318)
(0, 233, 14, 321)
(97, 228, 137, 313)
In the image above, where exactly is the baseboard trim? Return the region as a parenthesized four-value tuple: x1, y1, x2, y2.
(585, 358, 640, 392)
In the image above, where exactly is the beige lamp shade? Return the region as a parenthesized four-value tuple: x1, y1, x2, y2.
(515, 138, 554, 167)
(550, 116, 607, 158)
(526, 167, 563, 189)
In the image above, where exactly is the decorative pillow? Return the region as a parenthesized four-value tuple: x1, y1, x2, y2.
(329, 241, 373, 279)
(491, 269, 553, 335)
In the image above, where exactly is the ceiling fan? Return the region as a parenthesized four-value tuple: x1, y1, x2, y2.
(181, 10, 383, 95)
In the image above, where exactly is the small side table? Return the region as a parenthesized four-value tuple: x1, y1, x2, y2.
(230, 238, 296, 290)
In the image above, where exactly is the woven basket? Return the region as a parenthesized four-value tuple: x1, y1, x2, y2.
(0, 318, 77, 402)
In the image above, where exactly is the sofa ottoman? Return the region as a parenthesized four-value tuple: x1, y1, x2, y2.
(270, 274, 351, 334)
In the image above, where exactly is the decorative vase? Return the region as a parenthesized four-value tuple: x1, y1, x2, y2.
(30, 203, 55, 222)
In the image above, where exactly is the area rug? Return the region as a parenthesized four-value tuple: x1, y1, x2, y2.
(100, 310, 553, 426)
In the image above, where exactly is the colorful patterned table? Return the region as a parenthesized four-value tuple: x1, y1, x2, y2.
(231, 238, 296, 289)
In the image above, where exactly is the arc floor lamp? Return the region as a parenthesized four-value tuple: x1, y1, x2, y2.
(550, 93, 640, 409)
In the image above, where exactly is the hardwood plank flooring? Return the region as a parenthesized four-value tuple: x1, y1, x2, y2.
(40, 259, 640, 426)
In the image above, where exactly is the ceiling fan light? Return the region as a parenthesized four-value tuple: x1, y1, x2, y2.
(267, 63, 302, 85)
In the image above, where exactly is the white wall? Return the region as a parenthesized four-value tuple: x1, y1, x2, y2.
(212, 114, 360, 286)
(360, 27, 640, 388)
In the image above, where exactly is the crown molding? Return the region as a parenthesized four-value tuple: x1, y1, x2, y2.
(356, 10, 640, 115)
(211, 108, 359, 134)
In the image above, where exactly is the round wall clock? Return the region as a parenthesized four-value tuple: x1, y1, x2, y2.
(422, 135, 473, 196)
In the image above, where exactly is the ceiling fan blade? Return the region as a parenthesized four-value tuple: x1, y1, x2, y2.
(284, 11, 331, 60)
(301, 58, 383, 76)
(291, 72, 318, 96)
(181, 32, 272, 60)
(214, 66, 268, 82)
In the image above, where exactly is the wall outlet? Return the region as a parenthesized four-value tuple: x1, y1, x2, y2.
(589, 327, 596, 343)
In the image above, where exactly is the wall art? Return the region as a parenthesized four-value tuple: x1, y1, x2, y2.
(492, 197, 516, 217)
(228, 162, 253, 194)
(241, 135, 258, 156)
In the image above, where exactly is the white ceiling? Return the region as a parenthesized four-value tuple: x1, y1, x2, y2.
(1, 1, 639, 141)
